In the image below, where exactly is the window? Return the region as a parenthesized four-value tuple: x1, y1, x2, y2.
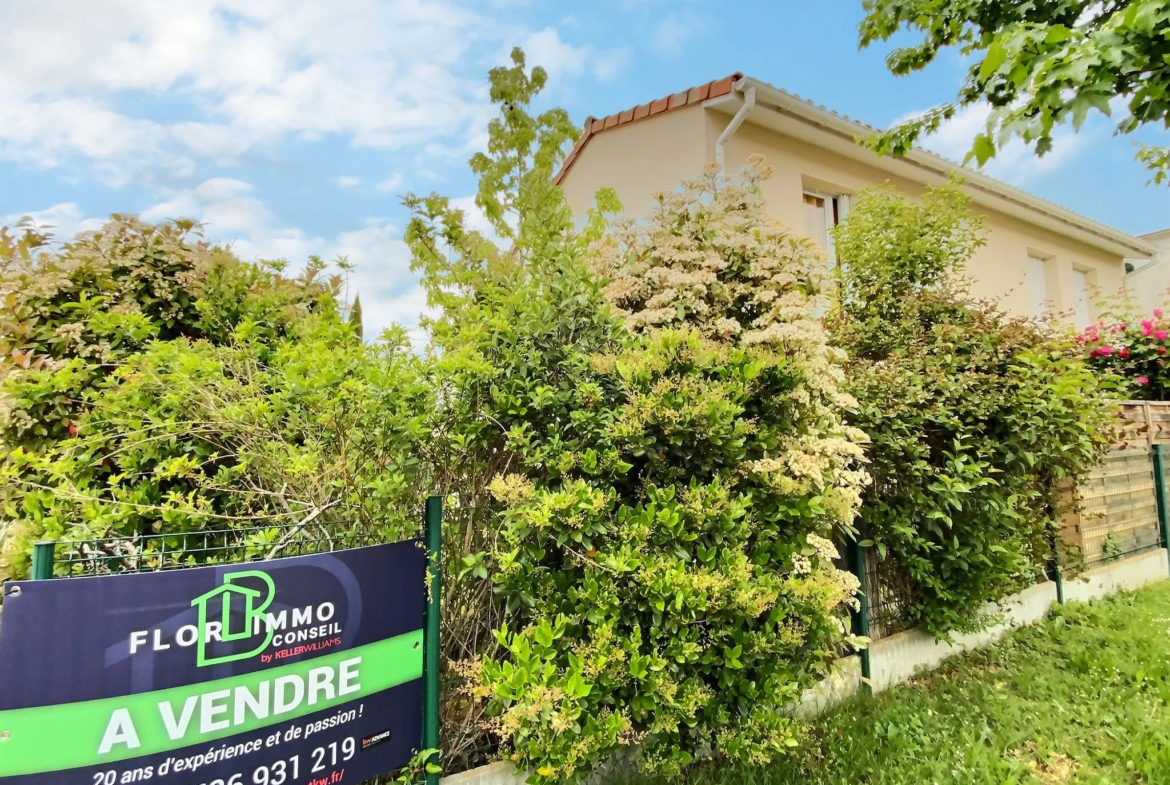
(803, 191, 849, 264)
(803, 193, 830, 250)
(1029, 255, 1050, 317)
(1073, 269, 1092, 329)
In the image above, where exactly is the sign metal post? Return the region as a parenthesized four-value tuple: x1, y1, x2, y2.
(422, 496, 442, 785)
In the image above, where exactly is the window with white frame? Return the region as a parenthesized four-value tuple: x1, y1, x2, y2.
(1073, 268, 1092, 329)
(1029, 255, 1050, 317)
(803, 190, 849, 264)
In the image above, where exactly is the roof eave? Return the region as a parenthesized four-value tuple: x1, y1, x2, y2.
(732, 76, 1156, 259)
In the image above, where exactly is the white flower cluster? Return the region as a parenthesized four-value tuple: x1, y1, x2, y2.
(807, 533, 839, 562)
(590, 155, 871, 532)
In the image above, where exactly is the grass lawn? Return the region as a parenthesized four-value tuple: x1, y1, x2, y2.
(618, 580, 1170, 785)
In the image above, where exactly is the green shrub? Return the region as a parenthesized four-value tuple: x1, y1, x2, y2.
(404, 49, 625, 770)
(0, 217, 423, 581)
(0, 314, 432, 581)
(0, 217, 334, 452)
(410, 58, 870, 773)
(830, 181, 1114, 637)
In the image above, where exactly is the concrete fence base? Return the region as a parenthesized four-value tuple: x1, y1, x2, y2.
(442, 548, 1170, 784)
(441, 761, 528, 785)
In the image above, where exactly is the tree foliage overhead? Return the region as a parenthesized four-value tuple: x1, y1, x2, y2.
(859, 0, 1170, 182)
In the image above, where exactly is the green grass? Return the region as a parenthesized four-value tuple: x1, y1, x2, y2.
(617, 581, 1170, 785)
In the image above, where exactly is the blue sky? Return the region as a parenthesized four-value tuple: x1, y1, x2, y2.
(4, 0, 1168, 338)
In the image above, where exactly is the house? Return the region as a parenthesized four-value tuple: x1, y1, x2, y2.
(1126, 229, 1170, 314)
(555, 74, 1156, 327)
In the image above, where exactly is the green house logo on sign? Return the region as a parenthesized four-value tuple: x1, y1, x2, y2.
(190, 570, 276, 666)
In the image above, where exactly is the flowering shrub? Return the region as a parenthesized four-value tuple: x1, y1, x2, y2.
(409, 53, 867, 781)
(1079, 308, 1170, 400)
(831, 182, 1114, 636)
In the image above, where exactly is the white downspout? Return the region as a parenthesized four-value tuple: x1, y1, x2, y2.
(715, 83, 757, 170)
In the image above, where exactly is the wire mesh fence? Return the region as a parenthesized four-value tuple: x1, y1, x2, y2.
(862, 548, 917, 641)
(856, 444, 1170, 641)
(859, 446, 1170, 641)
(51, 522, 388, 577)
(31, 442, 1170, 772)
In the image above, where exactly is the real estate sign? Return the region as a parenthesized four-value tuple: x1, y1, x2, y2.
(0, 541, 426, 785)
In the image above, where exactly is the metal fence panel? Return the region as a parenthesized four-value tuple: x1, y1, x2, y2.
(49, 522, 387, 577)
(1071, 450, 1164, 568)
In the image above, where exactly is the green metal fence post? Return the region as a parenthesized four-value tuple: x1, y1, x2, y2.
(30, 541, 55, 581)
(1049, 540, 1065, 605)
(1153, 444, 1170, 576)
(422, 496, 442, 785)
(846, 537, 872, 694)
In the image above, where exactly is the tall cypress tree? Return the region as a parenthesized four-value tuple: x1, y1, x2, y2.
(347, 294, 363, 341)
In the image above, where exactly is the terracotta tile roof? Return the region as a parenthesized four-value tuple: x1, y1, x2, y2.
(553, 71, 1152, 256)
(553, 73, 743, 185)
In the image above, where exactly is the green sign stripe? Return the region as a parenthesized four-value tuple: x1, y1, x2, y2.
(0, 630, 423, 776)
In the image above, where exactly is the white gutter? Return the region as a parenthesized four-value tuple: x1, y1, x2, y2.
(728, 76, 1156, 259)
(714, 84, 756, 169)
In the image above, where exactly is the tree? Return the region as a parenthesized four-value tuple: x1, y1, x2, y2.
(0, 217, 335, 452)
(859, 0, 1170, 183)
(408, 50, 867, 780)
(830, 180, 1114, 636)
(0, 217, 432, 583)
(348, 294, 364, 341)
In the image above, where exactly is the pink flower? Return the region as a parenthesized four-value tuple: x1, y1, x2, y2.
(1138, 376, 1150, 385)
(1142, 320, 1154, 336)
(1158, 331, 1168, 341)
(1100, 346, 1114, 356)
(1156, 308, 1164, 318)
(1119, 347, 1130, 358)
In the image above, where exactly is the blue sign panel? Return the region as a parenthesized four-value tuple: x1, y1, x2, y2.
(0, 541, 426, 785)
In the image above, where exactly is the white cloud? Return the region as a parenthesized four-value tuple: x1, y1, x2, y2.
(334, 176, 362, 188)
(194, 177, 253, 201)
(651, 12, 700, 58)
(0, 1, 618, 184)
(139, 193, 202, 223)
(2, 202, 104, 241)
(896, 103, 1097, 185)
(170, 122, 254, 161)
(375, 174, 404, 193)
(520, 27, 629, 84)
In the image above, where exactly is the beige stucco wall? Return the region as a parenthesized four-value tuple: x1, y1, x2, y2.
(560, 104, 708, 221)
(560, 104, 1127, 323)
(1126, 230, 1170, 314)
